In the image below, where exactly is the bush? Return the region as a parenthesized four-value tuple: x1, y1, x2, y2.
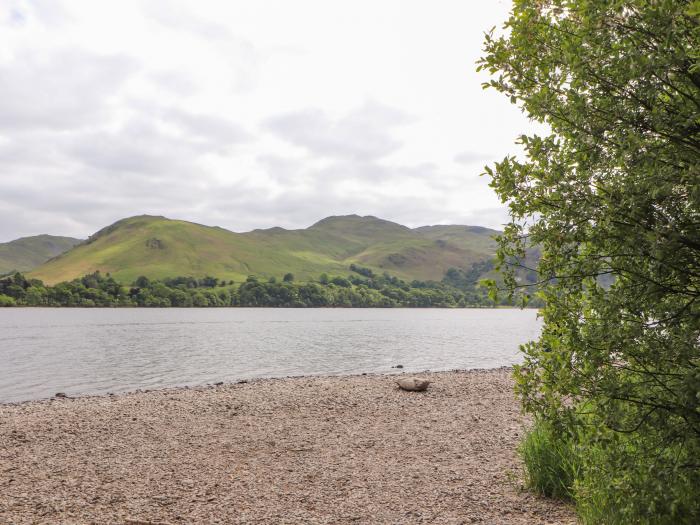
(574, 431, 700, 525)
(0, 293, 16, 306)
(482, 0, 700, 522)
(519, 419, 578, 500)
(520, 418, 700, 524)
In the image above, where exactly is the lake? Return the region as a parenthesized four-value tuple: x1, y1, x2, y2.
(0, 308, 541, 403)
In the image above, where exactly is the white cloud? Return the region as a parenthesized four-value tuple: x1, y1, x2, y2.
(0, 0, 529, 241)
(265, 102, 412, 161)
(0, 48, 136, 131)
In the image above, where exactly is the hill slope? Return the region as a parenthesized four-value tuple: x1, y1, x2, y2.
(29, 215, 500, 285)
(0, 235, 83, 274)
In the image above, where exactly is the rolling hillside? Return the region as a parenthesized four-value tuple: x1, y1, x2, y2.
(29, 215, 501, 285)
(0, 235, 83, 275)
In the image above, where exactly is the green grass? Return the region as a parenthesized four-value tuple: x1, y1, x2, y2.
(0, 235, 83, 274)
(29, 214, 500, 284)
(519, 419, 580, 500)
(520, 418, 700, 524)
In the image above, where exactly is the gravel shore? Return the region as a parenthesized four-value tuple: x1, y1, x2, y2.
(0, 369, 575, 524)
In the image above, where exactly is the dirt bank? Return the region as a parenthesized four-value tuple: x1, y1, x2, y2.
(0, 369, 574, 524)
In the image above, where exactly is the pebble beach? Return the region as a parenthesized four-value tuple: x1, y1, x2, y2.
(0, 369, 575, 524)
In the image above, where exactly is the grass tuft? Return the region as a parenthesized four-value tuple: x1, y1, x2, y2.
(519, 419, 579, 500)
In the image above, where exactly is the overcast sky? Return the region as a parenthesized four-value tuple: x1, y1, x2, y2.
(0, 0, 532, 241)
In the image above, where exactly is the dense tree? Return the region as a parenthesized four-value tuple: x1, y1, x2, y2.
(349, 264, 375, 278)
(480, 0, 700, 521)
(0, 264, 508, 308)
(134, 275, 150, 288)
(330, 276, 351, 288)
(198, 276, 219, 288)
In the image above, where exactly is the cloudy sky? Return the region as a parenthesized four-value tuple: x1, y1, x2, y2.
(0, 0, 532, 241)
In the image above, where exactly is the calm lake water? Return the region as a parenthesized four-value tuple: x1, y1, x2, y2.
(0, 308, 541, 403)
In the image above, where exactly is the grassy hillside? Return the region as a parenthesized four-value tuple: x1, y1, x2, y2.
(29, 215, 501, 285)
(0, 235, 83, 274)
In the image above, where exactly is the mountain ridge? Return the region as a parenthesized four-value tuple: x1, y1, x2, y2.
(0, 235, 83, 275)
(25, 215, 501, 285)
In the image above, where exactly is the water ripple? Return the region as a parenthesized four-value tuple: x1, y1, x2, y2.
(0, 308, 541, 403)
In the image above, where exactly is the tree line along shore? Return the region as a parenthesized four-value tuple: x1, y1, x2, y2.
(0, 264, 536, 308)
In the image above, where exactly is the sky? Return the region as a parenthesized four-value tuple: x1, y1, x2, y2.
(0, 0, 533, 241)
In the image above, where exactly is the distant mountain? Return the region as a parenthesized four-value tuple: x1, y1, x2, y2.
(28, 215, 501, 285)
(0, 235, 83, 275)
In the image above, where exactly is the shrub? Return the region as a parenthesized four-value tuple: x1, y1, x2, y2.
(519, 419, 579, 500)
(482, 0, 700, 521)
(0, 294, 16, 306)
(573, 430, 700, 525)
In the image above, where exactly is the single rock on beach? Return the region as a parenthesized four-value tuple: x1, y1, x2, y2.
(396, 377, 430, 392)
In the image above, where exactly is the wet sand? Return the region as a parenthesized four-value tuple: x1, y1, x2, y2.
(0, 369, 574, 524)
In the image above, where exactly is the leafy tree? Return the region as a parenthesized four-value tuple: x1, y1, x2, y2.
(349, 264, 375, 278)
(164, 276, 198, 289)
(134, 276, 151, 288)
(81, 272, 102, 289)
(0, 268, 501, 309)
(0, 294, 16, 306)
(11, 272, 28, 288)
(297, 283, 327, 306)
(169, 288, 192, 307)
(480, 0, 700, 521)
(198, 276, 219, 288)
(330, 276, 351, 288)
(238, 280, 270, 306)
(5, 284, 26, 300)
(191, 292, 209, 307)
(24, 286, 47, 306)
(283, 272, 294, 283)
(149, 283, 173, 300)
(216, 288, 232, 305)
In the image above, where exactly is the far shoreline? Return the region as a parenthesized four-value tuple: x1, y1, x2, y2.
(0, 304, 536, 309)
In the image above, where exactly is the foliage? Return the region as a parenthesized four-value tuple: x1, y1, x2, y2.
(519, 419, 579, 500)
(0, 267, 511, 308)
(0, 294, 16, 306)
(349, 264, 375, 278)
(480, 0, 700, 522)
(443, 261, 494, 289)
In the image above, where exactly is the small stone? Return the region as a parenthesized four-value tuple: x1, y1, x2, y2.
(214, 382, 224, 386)
(396, 377, 430, 392)
(392, 364, 404, 369)
(54, 392, 67, 398)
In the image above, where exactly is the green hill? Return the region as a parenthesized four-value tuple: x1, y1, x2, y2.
(29, 215, 501, 285)
(0, 235, 83, 275)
